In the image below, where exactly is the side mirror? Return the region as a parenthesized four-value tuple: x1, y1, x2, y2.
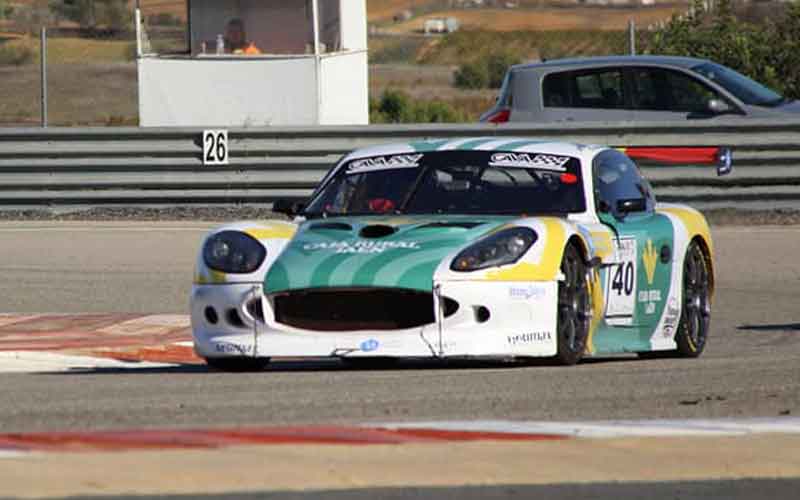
(707, 98, 731, 114)
(617, 198, 647, 214)
(272, 199, 305, 217)
(716, 147, 733, 176)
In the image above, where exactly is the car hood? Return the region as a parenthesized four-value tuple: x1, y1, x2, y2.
(264, 215, 514, 293)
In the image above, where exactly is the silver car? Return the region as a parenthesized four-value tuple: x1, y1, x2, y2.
(479, 55, 800, 123)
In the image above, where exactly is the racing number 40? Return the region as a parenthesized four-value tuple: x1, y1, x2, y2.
(611, 262, 634, 296)
(203, 130, 229, 165)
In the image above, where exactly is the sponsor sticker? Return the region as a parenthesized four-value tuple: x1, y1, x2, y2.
(507, 332, 552, 346)
(638, 289, 662, 315)
(662, 297, 681, 337)
(214, 342, 254, 355)
(489, 153, 570, 172)
(347, 154, 423, 174)
(509, 285, 547, 300)
(360, 338, 380, 352)
(642, 239, 658, 285)
(302, 240, 420, 254)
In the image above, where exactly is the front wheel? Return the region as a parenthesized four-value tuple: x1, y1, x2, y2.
(205, 357, 270, 372)
(675, 240, 711, 357)
(555, 244, 592, 365)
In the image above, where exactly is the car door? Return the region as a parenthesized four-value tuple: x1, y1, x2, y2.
(593, 150, 674, 330)
(627, 66, 735, 120)
(538, 67, 633, 122)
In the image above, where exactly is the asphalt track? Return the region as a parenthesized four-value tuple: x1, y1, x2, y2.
(1, 221, 800, 498)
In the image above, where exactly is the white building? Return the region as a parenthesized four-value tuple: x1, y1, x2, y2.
(135, 0, 368, 127)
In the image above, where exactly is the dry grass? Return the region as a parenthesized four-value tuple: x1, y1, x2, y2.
(0, 37, 133, 65)
(386, 5, 686, 32)
(0, 62, 138, 126)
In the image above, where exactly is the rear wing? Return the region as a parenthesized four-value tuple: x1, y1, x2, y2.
(619, 147, 732, 177)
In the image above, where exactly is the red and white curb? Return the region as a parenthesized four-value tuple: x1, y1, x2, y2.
(1, 418, 799, 456)
(0, 313, 199, 370)
(376, 417, 800, 438)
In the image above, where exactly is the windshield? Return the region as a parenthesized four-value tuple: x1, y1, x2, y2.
(690, 62, 784, 107)
(305, 150, 586, 216)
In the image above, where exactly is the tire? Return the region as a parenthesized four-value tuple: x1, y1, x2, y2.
(555, 244, 592, 365)
(204, 357, 270, 372)
(675, 240, 711, 357)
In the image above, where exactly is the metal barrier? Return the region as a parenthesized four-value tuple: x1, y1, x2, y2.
(1, 119, 799, 210)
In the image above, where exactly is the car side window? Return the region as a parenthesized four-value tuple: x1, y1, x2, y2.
(593, 150, 656, 217)
(542, 69, 624, 109)
(631, 67, 720, 113)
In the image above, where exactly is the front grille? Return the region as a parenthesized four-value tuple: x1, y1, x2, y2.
(272, 288, 458, 331)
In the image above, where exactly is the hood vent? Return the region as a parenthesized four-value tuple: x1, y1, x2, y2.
(309, 222, 353, 232)
(414, 221, 485, 230)
(359, 225, 397, 239)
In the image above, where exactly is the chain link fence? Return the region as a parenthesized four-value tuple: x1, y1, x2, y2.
(0, 0, 695, 126)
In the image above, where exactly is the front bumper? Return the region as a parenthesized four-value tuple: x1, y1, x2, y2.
(190, 280, 559, 360)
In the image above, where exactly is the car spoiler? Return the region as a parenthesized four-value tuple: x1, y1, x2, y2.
(619, 147, 732, 176)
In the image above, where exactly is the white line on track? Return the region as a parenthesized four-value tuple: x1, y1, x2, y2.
(0, 351, 178, 373)
(376, 418, 800, 438)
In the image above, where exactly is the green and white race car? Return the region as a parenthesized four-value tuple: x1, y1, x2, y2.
(191, 138, 730, 370)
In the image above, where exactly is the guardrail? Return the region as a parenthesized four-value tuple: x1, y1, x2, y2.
(1, 119, 799, 210)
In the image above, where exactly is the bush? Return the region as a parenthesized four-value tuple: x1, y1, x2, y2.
(0, 38, 36, 66)
(453, 51, 520, 90)
(370, 89, 468, 124)
(645, 0, 800, 100)
(453, 61, 488, 90)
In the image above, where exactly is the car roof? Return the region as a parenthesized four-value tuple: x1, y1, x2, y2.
(341, 138, 605, 163)
(511, 55, 710, 73)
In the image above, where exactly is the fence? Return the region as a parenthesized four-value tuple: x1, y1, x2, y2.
(1, 119, 799, 211)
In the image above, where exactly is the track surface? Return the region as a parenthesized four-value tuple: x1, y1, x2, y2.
(1, 221, 800, 498)
(0, 222, 798, 432)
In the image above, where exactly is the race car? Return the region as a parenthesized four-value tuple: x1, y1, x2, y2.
(191, 138, 730, 370)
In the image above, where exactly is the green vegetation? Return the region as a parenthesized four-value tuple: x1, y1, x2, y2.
(370, 89, 468, 123)
(49, 0, 131, 31)
(453, 50, 519, 90)
(0, 0, 13, 19)
(645, 0, 800, 99)
(422, 29, 627, 90)
(420, 29, 627, 67)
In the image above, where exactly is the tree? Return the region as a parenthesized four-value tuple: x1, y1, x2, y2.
(645, 0, 793, 98)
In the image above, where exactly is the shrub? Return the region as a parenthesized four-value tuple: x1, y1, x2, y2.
(453, 61, 488, 90)
(370, 89, 468, 124)
(645, 0, 800, 99)
(0, 38, 36, 66)
(453, 51, 520, 90)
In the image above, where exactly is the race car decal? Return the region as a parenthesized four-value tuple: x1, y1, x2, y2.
(245, 223, 297, 241)
(347, 154, 424, 174)
(604, 237, 637, 326)
(485, 218, 566, 282)
(488, 153, 570, 172)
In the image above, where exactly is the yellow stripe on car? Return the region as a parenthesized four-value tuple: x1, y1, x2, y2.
(245, 223, 297, 241)
(658, 206, 713, 254)
(485, 218, 566, 281)
(195, 268, 227, 285)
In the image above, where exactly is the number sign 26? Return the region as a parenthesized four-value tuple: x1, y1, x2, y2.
(203, 130, 229, 165)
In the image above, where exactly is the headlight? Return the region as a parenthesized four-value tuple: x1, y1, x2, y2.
(451, 227, 536, 272)
(203, 231, 266, 274)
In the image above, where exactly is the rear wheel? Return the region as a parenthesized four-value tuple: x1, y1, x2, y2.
(204, 357, 270, 372)
(555, 244, 592, 365)
(675, 240, 711, 357)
